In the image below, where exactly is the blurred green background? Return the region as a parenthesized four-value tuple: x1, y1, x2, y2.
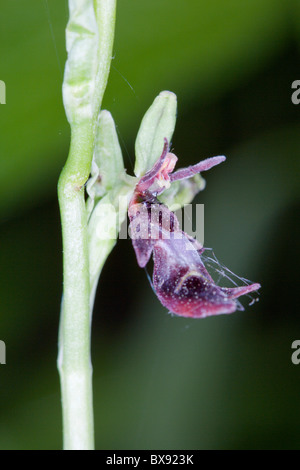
(0, 0, 300, 450)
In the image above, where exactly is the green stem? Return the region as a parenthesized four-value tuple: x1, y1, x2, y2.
(57, 0, 116, 450)
(57, 125, 94, 450)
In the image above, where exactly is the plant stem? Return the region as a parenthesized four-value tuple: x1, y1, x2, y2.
(58, 125, 94, 450)
(57, 0, 116, 450)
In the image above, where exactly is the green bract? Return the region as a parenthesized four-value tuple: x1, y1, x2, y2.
(86, 110, 127, 217)
(63, 0, 116, 126)
(86, 110, 135, 304)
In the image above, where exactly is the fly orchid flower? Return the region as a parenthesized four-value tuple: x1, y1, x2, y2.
(128, 139, 261, 318)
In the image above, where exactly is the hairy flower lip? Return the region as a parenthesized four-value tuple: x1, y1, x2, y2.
(152, 236, 260, 318)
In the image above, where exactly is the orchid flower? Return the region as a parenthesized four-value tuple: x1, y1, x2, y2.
(129, 139, 260, 318)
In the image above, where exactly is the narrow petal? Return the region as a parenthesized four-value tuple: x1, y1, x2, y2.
(170, 156, 226, 182)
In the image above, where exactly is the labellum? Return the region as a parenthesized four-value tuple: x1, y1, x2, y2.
(129, 139, 261, 318)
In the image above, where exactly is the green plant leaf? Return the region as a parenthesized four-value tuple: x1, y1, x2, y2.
(134, 91, 177, 177)
(0, 0, 293, 217)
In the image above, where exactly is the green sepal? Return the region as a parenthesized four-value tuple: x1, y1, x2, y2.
(134, 91, 177, 177)
(159, 174, 206, 210)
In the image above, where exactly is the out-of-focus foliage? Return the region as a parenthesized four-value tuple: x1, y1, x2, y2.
(0, 0, 297, 216)
(0, 0, 299, 449)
